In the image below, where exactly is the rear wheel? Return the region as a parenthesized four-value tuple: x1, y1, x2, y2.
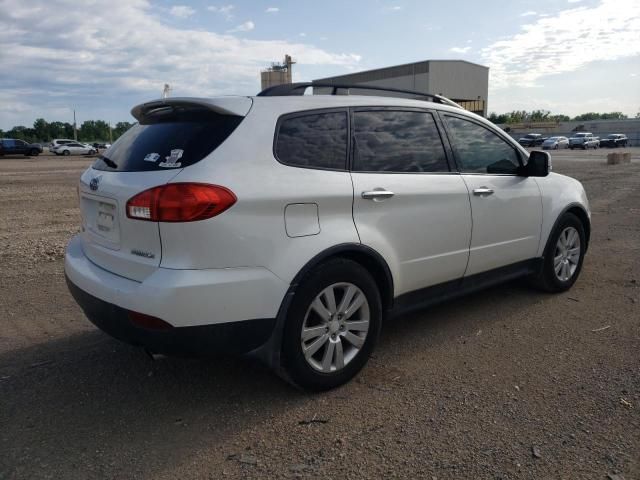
(531, 212, 586, 293)
(282, 259, 382, 391)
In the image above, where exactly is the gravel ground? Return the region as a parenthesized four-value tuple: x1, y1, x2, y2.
(0, 150, 638, 479)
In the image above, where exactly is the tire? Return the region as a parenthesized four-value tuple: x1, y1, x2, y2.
(30, 149, 39, 156)
(531, 212, 586, 293)
(63, 150, 70, 156)
(554, 144, 559, 150)
(281, 258, 382, 391)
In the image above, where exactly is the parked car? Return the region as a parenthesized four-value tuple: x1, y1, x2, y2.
(569, 132, 599, 150)
(0, 138, 43, 156)
(52, 142, 97, 156)
(49, 138, 76, 153)
(542, 136, 569, 150)
(518, 133, 544, 147)
(599, 134, 628, 148)
(65, 83, 591, 391)
(92, 142, 112, 150)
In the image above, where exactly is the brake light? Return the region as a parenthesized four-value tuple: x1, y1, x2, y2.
(126, 183, 236, 222)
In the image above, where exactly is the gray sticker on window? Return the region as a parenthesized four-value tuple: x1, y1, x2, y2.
(159, 149, 183, 168)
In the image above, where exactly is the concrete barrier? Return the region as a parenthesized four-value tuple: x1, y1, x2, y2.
(607, 152, 632, 164)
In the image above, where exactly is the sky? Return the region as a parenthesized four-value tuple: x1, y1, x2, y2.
(0, 0, 639, 129)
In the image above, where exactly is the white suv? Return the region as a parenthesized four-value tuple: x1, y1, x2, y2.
(65, 83, 590, 390)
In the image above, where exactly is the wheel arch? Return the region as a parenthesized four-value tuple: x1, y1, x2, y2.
(566, 205, 591, 249)
(289, 244, 395, 313)
(544, 203, 591, 256)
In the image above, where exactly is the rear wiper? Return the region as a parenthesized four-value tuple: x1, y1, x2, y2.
(100, 156, 117, 169)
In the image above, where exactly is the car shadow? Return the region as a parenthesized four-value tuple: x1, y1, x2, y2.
(0, 280, 551, 478)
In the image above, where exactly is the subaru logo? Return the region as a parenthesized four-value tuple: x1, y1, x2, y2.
(89, 176, 100, 191)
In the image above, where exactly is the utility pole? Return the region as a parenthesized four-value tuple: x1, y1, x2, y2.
(73, 109, 77, 141)
(109, 123, 113, 143)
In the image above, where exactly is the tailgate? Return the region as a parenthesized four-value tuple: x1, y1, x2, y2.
(79, 168, 181, 282)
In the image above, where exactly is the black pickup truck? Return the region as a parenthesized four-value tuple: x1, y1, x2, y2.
(0, 138, 43, 156)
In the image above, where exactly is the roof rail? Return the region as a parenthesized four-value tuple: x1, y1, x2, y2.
(257, 82, 462, 109)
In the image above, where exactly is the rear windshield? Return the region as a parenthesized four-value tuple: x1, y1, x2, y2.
(93, 109, 243, 172)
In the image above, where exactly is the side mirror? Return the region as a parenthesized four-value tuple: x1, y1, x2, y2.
(522, 150, 551, 177)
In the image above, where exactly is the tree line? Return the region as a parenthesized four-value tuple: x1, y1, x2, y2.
(488, 110, 632, 125)
(0, 118, 134, 144)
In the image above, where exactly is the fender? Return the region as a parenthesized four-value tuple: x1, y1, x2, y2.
(248, 243, 395, 372)
(542, 202, 591, 259)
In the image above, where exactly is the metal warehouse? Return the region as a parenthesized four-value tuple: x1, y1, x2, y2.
(313, 60, 489, 116)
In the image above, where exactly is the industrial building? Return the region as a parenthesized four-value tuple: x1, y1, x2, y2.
(261, 55, 295, 91)
(313, 60, 489, 116)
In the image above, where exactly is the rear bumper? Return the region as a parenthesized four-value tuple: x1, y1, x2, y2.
(66, 277, 276, 355)
(64, 235, 288, 354)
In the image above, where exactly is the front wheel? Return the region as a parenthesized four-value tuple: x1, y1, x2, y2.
(63, 150, 70, 156)
(531, 212, 586, 293)
(281, 259, 382, 391)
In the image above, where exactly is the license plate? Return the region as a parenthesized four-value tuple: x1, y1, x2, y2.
(96, 202, 116, 232)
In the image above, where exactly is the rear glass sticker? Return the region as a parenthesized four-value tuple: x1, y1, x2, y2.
(159, 149, 183, 168)
(143, 152, 160, 163)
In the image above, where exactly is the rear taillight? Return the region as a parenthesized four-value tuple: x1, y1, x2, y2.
(126, 183, 236, 222)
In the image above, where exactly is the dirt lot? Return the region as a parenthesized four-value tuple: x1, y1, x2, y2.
(1, 149, 639, 479)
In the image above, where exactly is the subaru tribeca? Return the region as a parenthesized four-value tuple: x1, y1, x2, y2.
(65, 83, 590, 391)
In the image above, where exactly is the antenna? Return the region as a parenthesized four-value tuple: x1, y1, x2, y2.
(162, 84, 172, 99)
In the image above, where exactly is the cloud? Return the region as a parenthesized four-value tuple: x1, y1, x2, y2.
(265, 7, 279, 13)
(449, 46, 471, 54)
(228, 20, 255, 33)
(0, 0, 362, 127)
(299, 33, 306, 37)
(207, 4, 234, 20)
(520, 11, 537, 17)
(169, 5, 195, 18)
(567, 0, 582, 3)
(482, 0, 640, 89)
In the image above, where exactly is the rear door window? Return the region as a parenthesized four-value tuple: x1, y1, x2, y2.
(93, 109, 243, 172)
(352, 110, 449, 173)
(275, 111, 348, 170)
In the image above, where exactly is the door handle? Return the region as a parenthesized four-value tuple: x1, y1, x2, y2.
(473, 187, 494, 196)
(361, 189, 395, 200)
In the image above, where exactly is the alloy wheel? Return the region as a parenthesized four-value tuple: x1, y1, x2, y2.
(554, 226, 581, 282)
(300, 282, 370, 373)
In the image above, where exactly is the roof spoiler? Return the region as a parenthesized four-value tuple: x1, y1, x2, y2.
(131, 97, 253, 122)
